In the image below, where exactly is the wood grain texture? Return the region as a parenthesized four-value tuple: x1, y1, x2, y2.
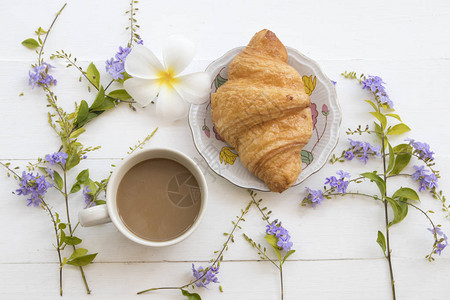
(1, 0, 450, 299)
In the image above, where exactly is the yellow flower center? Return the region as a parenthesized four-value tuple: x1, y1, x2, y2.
(157, 69, 178, 88)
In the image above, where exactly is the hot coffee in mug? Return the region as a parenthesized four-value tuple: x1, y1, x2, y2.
(78, 148, 208, 247)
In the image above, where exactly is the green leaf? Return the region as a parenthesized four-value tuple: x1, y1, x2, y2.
(365, 100, 378, 112)
(87, 179, 98, 194)
(35, 27, 47, 35)
(387, 143, 395, 173)
(108, 89, 132, 101)
(70, 182, 81, 194)
(52, 171, 63, 190)
(389, 153, 411, 176)
(66, 253, 97, 267)
(64, 236, 82, 246)
(70, 128, 86, 139)
(22, 38, 40, 49)
(393, 143, 412, 154)
(59, 230, 66, 248)
(282, 250, 295, 265)
(386, 113, 402, 122)
(77, 112, 98, 128)
(387, 197, 408, 226)
(76, 169, 89, 184)
(91, 98, 115, 112)
(58, 223, 66, 230)
(264, 234, 278, 248)
(181, 289, 202, 300)
(90, 86, 106, 110)
(69, 248, 88, 260)
(374, 122, 383, 140)
(265, 235, 281, 262)
(87, 63, 100, 89)
(376, 231, 386, 255)
(387, 123, 411, 135)
(301, 150, 313, 165)
(361, 172, 386, 195)
(77, 100, 89, 125)
(393, 187, 420, 202)
(370, 112, 387, 129)
(66, 153, 80, 170)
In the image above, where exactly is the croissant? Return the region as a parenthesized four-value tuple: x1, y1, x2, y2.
(211, 29, 313, 193)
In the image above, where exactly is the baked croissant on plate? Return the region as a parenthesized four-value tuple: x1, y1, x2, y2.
(211, 29, 313, 193)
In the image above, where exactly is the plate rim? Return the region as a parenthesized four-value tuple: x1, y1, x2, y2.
(188, 46, 342, 192)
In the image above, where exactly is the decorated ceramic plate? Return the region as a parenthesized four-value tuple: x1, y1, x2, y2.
(188, 47, 341, 191)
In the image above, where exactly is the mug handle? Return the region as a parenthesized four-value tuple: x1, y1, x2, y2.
(78, 205, 111, 227)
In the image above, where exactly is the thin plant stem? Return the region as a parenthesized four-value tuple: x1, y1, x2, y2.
(381, 124, 396, 300)
(38, 3, 67, 64)
(137, 200, 253, 295)
(280, 264, 284, 300)
(63, 168, 91, 294)
(0, 162, 21, 178)
(104, 79, 114, 91)
(41, 199, 64, 296)
(128, 0, 135, 47)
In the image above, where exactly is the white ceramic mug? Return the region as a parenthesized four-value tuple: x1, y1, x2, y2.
(78, 148, 208, 247)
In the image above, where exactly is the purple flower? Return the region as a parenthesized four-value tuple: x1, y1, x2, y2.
(361, 75, 393, 108)
(277, 235, 293, 250)
(428, 227, 448, 255)
(28, 63, 57, 89)
(344, 150, 355, 160)
(137, 39, 144, 45)
(266, 220, 293, 251)
(406, 138, 434, 161)
(105, 46, 131, 80)
(45, 152, 68, 166)
(412, 165, 438, 191)
(347, 139, 381, 164)
(325, 171, 350, 194)
(16, 171, 53, 207)
(192, 264, 219, 288)
(46, 167, 54, 180)
(83, 186, 95, 206)
(305, 188, 324, 207)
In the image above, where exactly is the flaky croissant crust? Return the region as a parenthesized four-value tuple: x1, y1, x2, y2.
(211, 29, 313, 192)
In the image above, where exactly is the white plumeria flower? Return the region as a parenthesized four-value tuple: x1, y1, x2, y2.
(124, 35, 211, 121)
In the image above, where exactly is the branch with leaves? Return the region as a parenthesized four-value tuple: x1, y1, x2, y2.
(303, 72, 448, 300)
(1, 1, 157, 295)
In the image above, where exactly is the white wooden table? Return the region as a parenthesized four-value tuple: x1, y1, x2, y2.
(1, 0, 450, 299)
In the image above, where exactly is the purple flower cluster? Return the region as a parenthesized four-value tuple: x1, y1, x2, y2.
(83, 186, 95, 206)
(28, 63, 57, 88)
(16, 171, 53, 207)
(406, 138, 434, 161)
(361, 75, 393, 108)
(428, 227, 448, 255)
(325, 170, 351, 194)
(266, 220, 293, 251)
(105, 46, 131, 80)
(45, 152, 68, 166)
(412, 165, 438, 191)
(346, 139, 381, 164)
(305, 188, 324, 207)
(191, 264, 219, 288)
